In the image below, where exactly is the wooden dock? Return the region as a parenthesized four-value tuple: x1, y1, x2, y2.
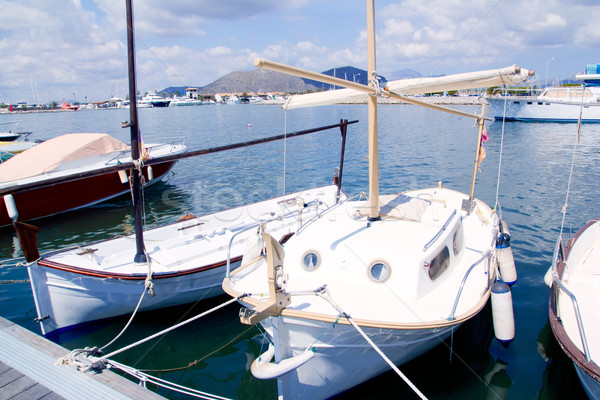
(0, 317, 166, 400)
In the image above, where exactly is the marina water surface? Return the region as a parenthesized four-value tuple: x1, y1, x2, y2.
(1, 104, 598, 399)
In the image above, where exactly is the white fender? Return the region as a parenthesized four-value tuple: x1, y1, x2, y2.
(497, 221, 517, 286)
(491, 281, 515, 346)
(498, 246, 516, 285)
(147, 165, 154, 181)
(543, 266, 553, 288)
(118, 170, 128, 184)
(251, 344, 315, 380)
(4, 194, 18, 222)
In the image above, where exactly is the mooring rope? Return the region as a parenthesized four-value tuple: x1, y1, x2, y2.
(96, 297, 241, 362)
(0, 279, 29, 284)
(138, 325, 255, 373)
(98, 286, 147, 352)
(107, 359, 231, 400)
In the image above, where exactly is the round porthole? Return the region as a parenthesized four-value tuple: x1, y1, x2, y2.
(368, 262, 391, 282)
(302, 251, 320, 271)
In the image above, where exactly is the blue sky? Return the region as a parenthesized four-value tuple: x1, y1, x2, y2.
(1, 0, 599, 104)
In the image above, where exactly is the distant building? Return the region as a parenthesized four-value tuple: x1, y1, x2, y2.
(185, 88, 199, 99)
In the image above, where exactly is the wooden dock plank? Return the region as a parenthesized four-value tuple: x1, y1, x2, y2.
(38, 393, 67, 400)
(2, 374, 39, 399)
(0, 365, 24, 388)
(10, 382, 57, 400)
(0, 317, 166, 400)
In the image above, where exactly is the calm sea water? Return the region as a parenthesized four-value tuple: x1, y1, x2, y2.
(1, 104, 598, 399)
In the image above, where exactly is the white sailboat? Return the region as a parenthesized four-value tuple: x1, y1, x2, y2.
(222, 1, 529, 398)
(10, 0, 356, 338)
(27, 184, 343, 336)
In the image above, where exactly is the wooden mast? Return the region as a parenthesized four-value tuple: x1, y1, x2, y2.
(366, 0, 380, 221)
(468, 104, 487, 211)
(125, 0, 147, 264)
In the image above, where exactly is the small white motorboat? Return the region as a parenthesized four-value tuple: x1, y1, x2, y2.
(0, 121, 31, 142)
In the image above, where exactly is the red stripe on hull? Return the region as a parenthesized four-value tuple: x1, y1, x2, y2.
(0, 162, 175, 226)
(38, 254, 243, 280)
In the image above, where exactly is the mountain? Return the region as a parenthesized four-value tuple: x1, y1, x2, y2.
(199, 69, 321, 94)
(160, 66, 396, 96)
(301, 66, 387, 90)
(161, 69, 321, 97)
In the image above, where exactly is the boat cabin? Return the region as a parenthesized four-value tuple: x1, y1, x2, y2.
(539, 87, 598, 104)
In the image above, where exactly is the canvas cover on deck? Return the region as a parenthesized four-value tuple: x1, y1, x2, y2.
(0, 133, 130, 183)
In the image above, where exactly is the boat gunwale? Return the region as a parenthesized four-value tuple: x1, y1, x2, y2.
(0, 142, 185, 189)
(37, 255, 243, 280)
(549, 218, 600, 384)
(224, 278, 492, 329)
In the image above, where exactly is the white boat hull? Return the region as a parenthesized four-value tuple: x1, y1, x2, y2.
(262, 315, 456, 399)
(487, 96, 600, 122)
(27, 257, 233, 334)
(27, 185, 342, 335)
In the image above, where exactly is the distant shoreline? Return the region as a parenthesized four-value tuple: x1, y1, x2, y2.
(0, 96, 486, 114)
(0, 108, 80, 115)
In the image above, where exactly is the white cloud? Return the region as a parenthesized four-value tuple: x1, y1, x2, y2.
(1, 0, 600, 104)
(372, 0, 600, 76)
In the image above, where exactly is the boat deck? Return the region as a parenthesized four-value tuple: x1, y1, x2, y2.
(0, 317, 165, 400)
(560, 226, 600, 362)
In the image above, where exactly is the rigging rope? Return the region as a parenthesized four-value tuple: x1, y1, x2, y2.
(283, 109, 288, 198)
(494, 89, 509, 211)
(551, 87, 585, 267)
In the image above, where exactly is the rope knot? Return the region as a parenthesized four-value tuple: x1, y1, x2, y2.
(369, 73, 385, 96)
(145, 275, 155, 296)
(56, 347, 105, 372)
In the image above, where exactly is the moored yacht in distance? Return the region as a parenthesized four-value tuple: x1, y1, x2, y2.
(138, 92, 171, 107)
(60, 100, 79, 111)
(486, 63, 600, 122)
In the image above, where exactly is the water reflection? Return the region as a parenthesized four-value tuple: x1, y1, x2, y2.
(536, 319, 587, 399)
